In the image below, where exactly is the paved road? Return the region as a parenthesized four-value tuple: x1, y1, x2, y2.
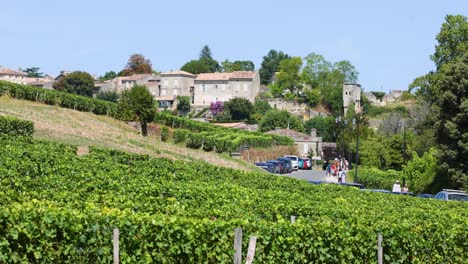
(282, 169, 336, 182)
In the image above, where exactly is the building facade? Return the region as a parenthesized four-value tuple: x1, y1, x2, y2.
(265, 128, 323, 158)
(343, 83, 361, 115)
(193, 71, 260, 106)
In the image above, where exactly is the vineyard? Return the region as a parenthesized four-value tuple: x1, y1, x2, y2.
(0, 129, 467, 262)
(0, 81, 293, 154)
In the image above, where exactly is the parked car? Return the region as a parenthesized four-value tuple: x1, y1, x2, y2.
(277, 157, 293, 173)
(298, 158, 305, 169)
(284, 155, 299, 170)
(254, 162, 274, 173)
(303, 158, 312, 169)
(434, 189, 468, 201)
(266, 160, 282, 174)
(417, 193, 434, 199)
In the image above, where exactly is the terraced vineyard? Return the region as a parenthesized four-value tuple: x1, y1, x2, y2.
(0, 133, 467, 263)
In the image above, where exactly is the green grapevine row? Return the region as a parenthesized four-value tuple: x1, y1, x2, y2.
(0, 135, 466, 262)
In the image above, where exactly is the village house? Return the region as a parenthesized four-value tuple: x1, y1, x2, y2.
(193, 71, 260, 106)
(0, 67, 55, 88)
(95, 74, 158, 94)
(0, 67, 28, 84)
(155, 70, 196, 109)
(265, 128, 323, 159)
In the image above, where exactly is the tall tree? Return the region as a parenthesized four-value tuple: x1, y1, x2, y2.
(199, 45, 213, 60)
(276, 57, 303, 97)
(119, 54, 153, 76)
(53, 71, 95, 97)
(259, 50, 290, 84)
(117, 85, 156, 136)
(433, 53, 468, 189)
(334, 60, 359, 83)
(431, 15, 468, 69)
(24, 67, 44, 78)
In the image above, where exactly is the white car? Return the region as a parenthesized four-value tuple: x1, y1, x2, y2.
(284, 155, 299, 171)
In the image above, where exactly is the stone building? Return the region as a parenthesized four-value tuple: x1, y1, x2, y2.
(193, 71, 260, 106)
(0, 67, 28, 84)
(154, 70, 196, 109)
(0, 67, 55, 88)
(343, 83, 361, 115)
(95, 74, 158, 94)
(265, 128, 323, 158)
(364, 89, 406, 107)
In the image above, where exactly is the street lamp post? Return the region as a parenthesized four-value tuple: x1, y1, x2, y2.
(335, 116, 342, 158)
(398, 119, 407, 163)
(353, 117, 359, 182)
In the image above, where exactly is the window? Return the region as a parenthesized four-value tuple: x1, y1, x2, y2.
(173, 89, 178, 95)
(174, 80, 179, 88)
(202, 84, 207, 92)
(162, 89, 166, 96)
(243, 84, 248, 92)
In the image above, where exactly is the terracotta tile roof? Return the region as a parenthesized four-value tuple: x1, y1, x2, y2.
(0, 68, 27, 76)
(161, 70, 196, 77)
(195, 71, 256, 81)
(229, 71, 256, 79)
(120, 74, 154, 81)
(195, 72, 230, 81)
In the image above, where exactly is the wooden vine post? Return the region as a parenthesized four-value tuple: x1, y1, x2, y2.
(234, 228, 243, 264)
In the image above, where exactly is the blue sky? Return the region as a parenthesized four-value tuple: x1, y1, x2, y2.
(1, 0, 466, 92)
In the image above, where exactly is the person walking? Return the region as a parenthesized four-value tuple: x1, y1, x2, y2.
(392, 180, 401, 192)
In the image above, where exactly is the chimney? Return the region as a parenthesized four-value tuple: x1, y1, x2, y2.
(310, 128, 317, 137)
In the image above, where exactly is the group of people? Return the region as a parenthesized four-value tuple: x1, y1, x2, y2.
(324, 158, 349, 183)
(392, 180, 409, 193)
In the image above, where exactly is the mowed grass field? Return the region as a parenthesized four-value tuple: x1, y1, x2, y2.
(0, 96, 261, 172)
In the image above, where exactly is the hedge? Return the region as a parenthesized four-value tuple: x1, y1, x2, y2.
(0, 116, 34, 136)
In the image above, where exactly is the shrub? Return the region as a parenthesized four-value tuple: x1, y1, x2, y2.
(173, 129, 189, 144)
(0, 116, 34, 136)
(351, 167, 401, 190)
(161, 126, 170, 142)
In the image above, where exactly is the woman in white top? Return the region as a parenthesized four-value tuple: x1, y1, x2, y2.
(392, 180, 401, 192)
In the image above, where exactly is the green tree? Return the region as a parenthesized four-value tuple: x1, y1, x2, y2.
(433, 53, 468, 189)
(431, 15, 468, 69)
(259, 109, 304, 132)
(24, 67, 43, 78)
(221, 60, 255, 72)
(334, 60, 359, 83)
(199, 45, 213, 60)
(301, 53, 358, 115)
(303, 88, 321, 107)
(253, 100, 272, 115)
(117, 85, 156, 136)
(176, 96, 191, 116)
(180, 60, 211, 74)
(259, 50, 290, 85)
(402, 149, 438, 194)
(224, 98, 254, 120)
(119, 54, 153, 76)
(53, 71, 95, 97)
(96, 90, 119, 103)
(304, 116, 334, 142)
(100, 71, 117, 81)
(276, 57, 303, 97)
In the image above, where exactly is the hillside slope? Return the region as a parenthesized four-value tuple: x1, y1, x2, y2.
(0, 96, 259, 172)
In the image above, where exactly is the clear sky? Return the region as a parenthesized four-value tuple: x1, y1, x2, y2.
(1, 0, 466, 92)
